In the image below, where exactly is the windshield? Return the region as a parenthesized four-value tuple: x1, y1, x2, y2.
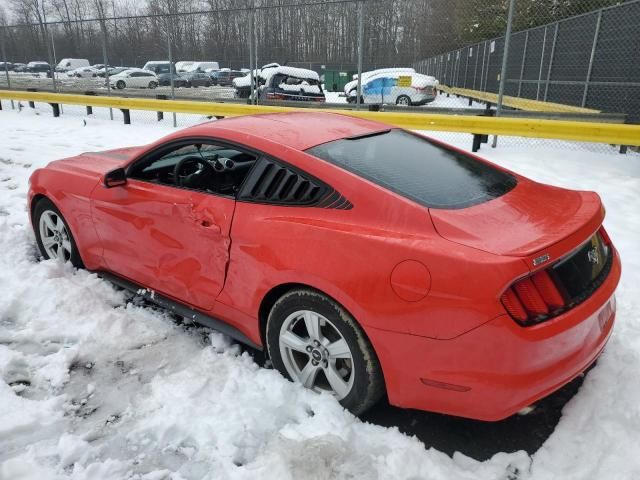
(307, 129, 517, 209)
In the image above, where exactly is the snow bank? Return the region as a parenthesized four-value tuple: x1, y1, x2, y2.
(0, 108, 639, 479)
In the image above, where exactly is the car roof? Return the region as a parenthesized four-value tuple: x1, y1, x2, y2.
(182, 112, 390, 151)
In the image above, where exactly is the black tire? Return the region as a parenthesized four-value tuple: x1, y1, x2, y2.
(266, 288, 385, 415)
(116, 80, 125, 89)
(396, 94, 412, 106)
(32, 197, 84, 268)
(148, 81, 158, 89)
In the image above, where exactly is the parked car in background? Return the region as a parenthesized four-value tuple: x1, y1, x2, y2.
(109, 69, 158, 89)
(26, 61, 52, 75)
(142, 61, 174, 75)
(157, 72, 188, 88)
(210, 70, 244, 86)
(55, 58, 90, 73)
(68, 66, 98, 78)
(0, 62, 13, 71)
(185, 61, 220, 73)
(12, 63, 27, 72)
(181, 72, 213, 87)
(175, 61, 195, 73)
(347, 72, 438, 106)
(97, 67, 131, 78)
(258, 66, 325, 102)
(343, 67, 415, 99)
(233, 63, 280, 98)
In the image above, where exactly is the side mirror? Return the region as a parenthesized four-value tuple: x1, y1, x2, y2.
(104, 168, 127, 188)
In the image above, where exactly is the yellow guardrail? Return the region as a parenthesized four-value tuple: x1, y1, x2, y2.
(438, 85, 601, 114)
(1, 89, 639, 147)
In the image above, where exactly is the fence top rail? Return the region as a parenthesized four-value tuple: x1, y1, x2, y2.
(438, 85, 602, 114)
(1, 89, 639, 147)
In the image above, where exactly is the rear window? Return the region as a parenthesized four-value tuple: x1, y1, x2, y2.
(306, 129, 517, 209)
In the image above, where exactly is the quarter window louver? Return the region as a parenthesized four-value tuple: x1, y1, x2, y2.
(238, 157, 353, 209)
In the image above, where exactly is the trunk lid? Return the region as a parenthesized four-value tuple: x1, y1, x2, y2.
(429, 179, 604, 259)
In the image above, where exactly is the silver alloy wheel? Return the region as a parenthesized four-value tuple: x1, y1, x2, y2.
(38, 210, 72, 261)
(397, 95, 410, 106)
(279, 309, 355, 399)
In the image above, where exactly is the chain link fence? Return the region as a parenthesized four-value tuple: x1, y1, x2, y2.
(415, 0, 640, 124)
(0, 0, 638, 156)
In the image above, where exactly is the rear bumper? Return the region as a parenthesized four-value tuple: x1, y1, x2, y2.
(368, 248, 621, 421)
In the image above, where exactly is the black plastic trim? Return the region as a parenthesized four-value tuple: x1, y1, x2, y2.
(237, 156, 353, 209)
(98, 271, 262, 350)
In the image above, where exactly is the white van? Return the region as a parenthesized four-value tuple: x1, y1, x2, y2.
(175, 61, 195, 72)
(56, 58, 90, 72)
(142, 61, 174, 74)
(185, 61, 220, 73)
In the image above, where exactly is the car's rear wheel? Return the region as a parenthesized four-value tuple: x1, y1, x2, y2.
(266, 289, 384, 414)
(116, 80, 125, 89)
(148, 81, 158, 89)
(396, 95, 412, 106)
(33, 198, 83, 268)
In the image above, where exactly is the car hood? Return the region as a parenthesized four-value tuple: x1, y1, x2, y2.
(429, 179, 603, 257)
(48, 146, 143, 176)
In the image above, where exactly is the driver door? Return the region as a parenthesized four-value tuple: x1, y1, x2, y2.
(91, 141, 249, 311)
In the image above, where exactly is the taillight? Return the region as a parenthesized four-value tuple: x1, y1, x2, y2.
(500, 264, 565, 326)
(501, 270, 565, 326)
(501, 226, 612, 326)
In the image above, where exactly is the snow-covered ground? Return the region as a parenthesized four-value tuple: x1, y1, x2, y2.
(0, 107, 639, 480)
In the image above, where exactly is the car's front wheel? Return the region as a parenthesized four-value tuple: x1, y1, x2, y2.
(33, 198, 83, 268)
(266, 289, 384, 414)
(116, 80, 125, 89)
(148, 81, 158, 89)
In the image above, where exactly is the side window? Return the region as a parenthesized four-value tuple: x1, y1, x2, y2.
(128, 142, 258, 197)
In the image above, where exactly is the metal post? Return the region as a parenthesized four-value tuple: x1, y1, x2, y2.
(496, 0, 516, 117)
(480, 41, 487, 92)
(356, 0, 364, 110)
(248, 9, 255, 104)
(484, 44, 492, 92)
(493, 0, 516, 148)
(582, 10, 602, 108)
(0, 27, 14, 109)
(253, 3, 259, 104)
(166, 21, 176, 127)
(536, 26, 548, 100)
(544, 23, 559, 101)
(100, 21, 113, 120)
(46, 25, 58, 93)
(517, 31, 529, 97)
(463, 48, 470, 88)
(473, 43, 480, 90)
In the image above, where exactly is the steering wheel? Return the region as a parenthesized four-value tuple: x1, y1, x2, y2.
(173, 156, 218, 190)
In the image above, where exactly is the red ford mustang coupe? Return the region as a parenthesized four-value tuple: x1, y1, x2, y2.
(28, 112, 620, 420)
